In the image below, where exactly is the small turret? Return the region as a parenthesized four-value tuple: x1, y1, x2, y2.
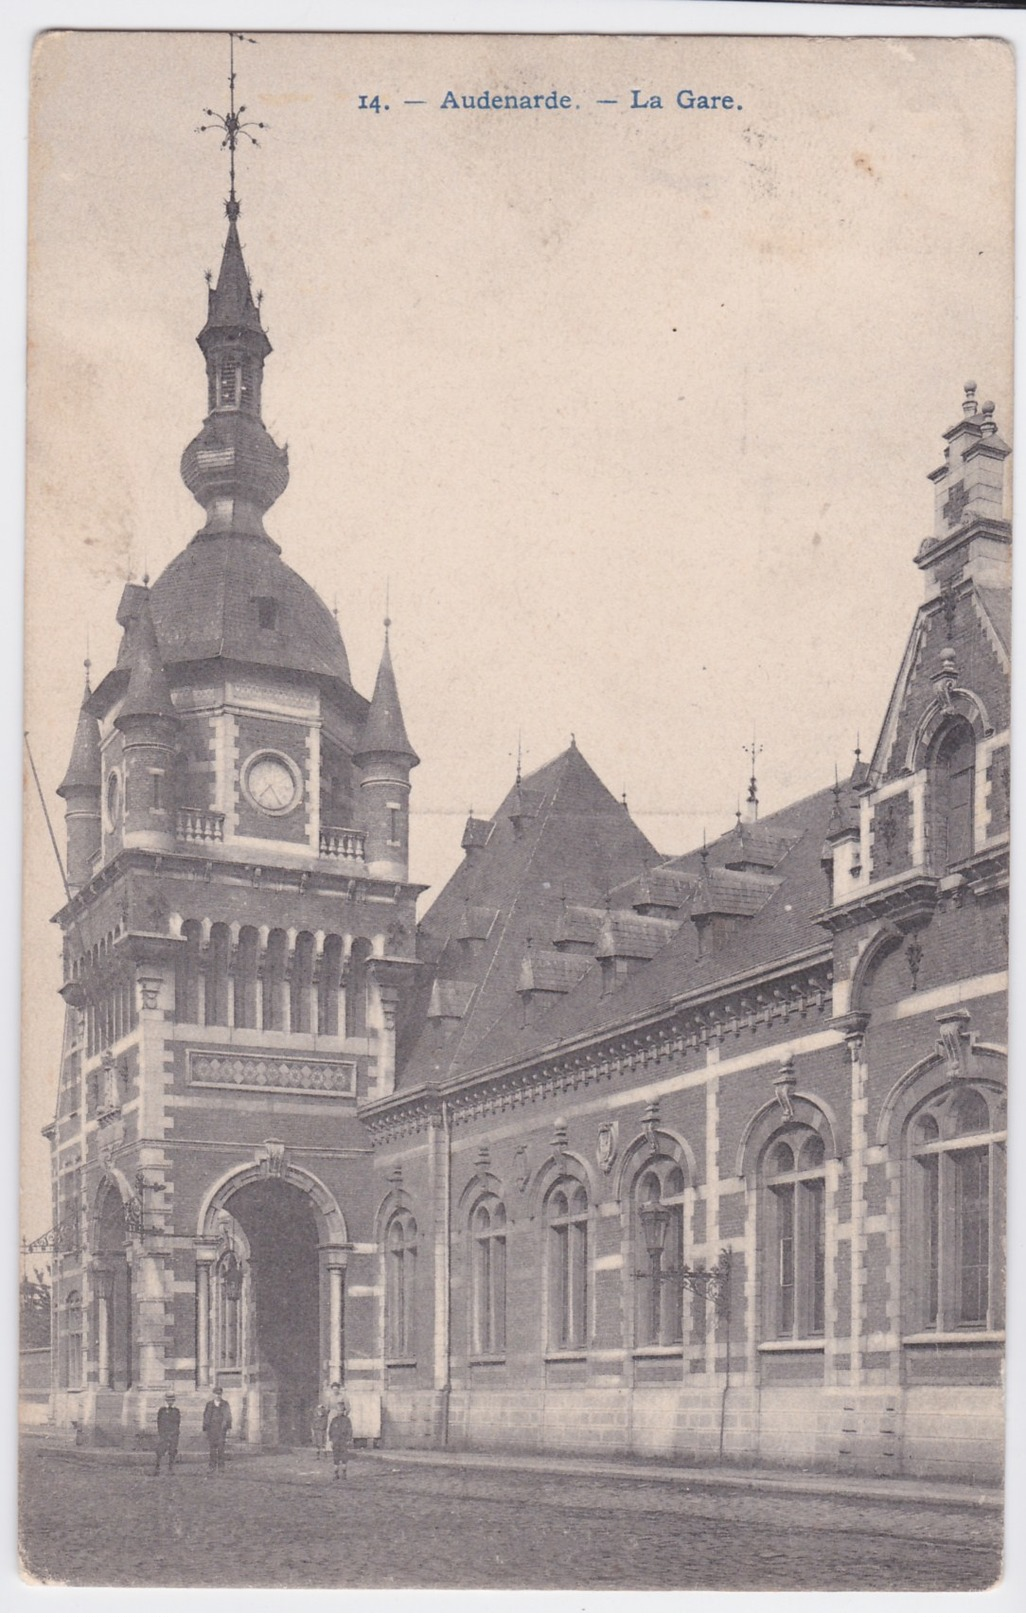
(918, 382, 1011, 597)
(57, 665, 101, 889)
(112, 583, 179, 850)
(354, 621, 419, 880)
(180, 214, 289, 542)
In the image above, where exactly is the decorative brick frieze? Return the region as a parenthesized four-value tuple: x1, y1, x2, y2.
(186, 1047, 356, 1096)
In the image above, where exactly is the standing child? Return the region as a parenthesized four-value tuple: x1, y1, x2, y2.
(327, 1403, 352, 1481)
(311, 1402, 329, 1459)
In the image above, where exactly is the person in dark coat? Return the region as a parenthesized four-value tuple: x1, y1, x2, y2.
(153, 1391, 180, 1475)
(327, 1404, 352, 1481)
(202, 1386, 232, 1474)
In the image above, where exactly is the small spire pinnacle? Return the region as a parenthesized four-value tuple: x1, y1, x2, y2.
(516, 732, 522, 789)
(621, 785, 629, 812)
(700, 830, 709, 873)
(743, 733, 762, 822)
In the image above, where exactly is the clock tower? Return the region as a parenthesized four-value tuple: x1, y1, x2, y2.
(47, 144, 421, 1448)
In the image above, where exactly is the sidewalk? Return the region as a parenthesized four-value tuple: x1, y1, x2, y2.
(24, 1429, 1000, 1511)
(357, 1443, 1002, 1511)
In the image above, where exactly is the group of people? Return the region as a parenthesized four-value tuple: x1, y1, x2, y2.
(152, 1382, 352, 1480)
(153, 1387, 232, 1475)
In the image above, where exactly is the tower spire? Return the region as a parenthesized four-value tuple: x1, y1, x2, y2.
(183, 35, 288, 543)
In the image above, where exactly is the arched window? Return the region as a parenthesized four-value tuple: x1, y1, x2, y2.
(547, 1179, 588, 1351)
(634, 1161, 686, 1347)
(65, 1291, 83, 1389)
(263, 930, 287, 1032)
(470, 1198, 507, 1356)
(177, 920, 203, 1024)
(290, 933, 315, 1034)
(233, 927, 259, 1029)
(318, 935, 343, 1036)
(206, 923, 231, 1027)
(346, 939, 373, 1038)
(385, 1213, 417, 1359)
(930, 718, 976, 871)
(763, 1126, 826, 1340)
(908, 1085, 1005, 1332)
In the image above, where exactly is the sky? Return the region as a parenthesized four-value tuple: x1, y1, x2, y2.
(20, 28, 1013, 1244)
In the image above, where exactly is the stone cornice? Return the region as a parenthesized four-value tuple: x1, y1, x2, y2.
(54, 846, 426, 930)
(360, 944, 834, 1145)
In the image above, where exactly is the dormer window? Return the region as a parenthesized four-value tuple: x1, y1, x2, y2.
(255, 597, 279, 632)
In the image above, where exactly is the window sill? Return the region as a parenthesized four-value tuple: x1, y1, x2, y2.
(469, 1354, 506, 1366)
(758, 1338, 825, 1353)
(632, 1345, 684, 1358)
(902, 1330, 1005, 1346)
(384, 1357, 417, 1369)
(544, 1351, 587, 1363)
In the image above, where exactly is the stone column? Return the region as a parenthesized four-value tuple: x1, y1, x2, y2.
(95, 1268, 113, 1388)
(195, 1245, 215, 1388)
(322, 1247, 349, 1384)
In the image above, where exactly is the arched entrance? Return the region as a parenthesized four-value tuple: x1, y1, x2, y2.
(224, 1179, 319, 1444)
(94, 1180, 132, 1390)
(198, 1163, 348, 1447)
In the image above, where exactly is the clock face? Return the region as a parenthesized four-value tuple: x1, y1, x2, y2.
(243, 752, 301, 816)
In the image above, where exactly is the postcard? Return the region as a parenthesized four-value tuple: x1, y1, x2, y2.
(20, 28, 1011, 1592)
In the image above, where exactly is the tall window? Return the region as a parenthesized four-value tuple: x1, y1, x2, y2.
(634, 1162, 686, 1347)
(908, 1085, 1005, 1332)
(931, 719, 976, 870)
(213, 1250, 244, 1373)
(547, 1180, 588, 1350)
(470, 1198, 507, 1356)
(386, 1213, 417, 1359)
(763, 1127, 826, 1340)
(65, 1291, 83, 1388)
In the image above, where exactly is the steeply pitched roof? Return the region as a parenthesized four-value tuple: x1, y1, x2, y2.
(57, 676, 101, 797)
(451, 781, 841, 1075)
(199, 220, 269, 348)
(396, 744, 661, 1085)
(356, 631, 418, 765)
(114, 585, 177, 725)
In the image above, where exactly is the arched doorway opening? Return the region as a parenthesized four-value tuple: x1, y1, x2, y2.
(94, 1180, 131, 1390)
(219, 1179, 321, 1445)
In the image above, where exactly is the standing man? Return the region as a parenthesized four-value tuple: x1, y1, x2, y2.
(202, 1386, 232, 1475)
(153, 1390, 180, 1476)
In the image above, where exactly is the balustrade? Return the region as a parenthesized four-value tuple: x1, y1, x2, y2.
(177, 807, 226, 844)
(319, 825, 365, 861)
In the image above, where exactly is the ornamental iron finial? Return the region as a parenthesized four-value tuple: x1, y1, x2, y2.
(196, 33, 267, 222)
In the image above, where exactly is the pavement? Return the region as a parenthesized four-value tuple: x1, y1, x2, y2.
(19, 1438, 1003, 1591)
(24, 1428, 1000, 1511)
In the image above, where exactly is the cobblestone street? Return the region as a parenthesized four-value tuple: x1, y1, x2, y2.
(19, 1444, 1001, 1592)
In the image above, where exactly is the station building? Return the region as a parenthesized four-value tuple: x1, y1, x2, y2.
(43, 176, 1008, 1481)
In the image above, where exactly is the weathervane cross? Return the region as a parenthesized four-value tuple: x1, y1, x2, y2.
(196, 32, 267, 221)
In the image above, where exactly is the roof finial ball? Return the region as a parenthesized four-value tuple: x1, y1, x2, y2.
(963, 380, 978, 418)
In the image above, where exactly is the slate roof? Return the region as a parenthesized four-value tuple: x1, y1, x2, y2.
(423, 778, 842, 1078)
(58, 677, 102, 797)
(142, 534, 353, 687)
(356, 632, 418, 764)
(396, 744, 661, 1085)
